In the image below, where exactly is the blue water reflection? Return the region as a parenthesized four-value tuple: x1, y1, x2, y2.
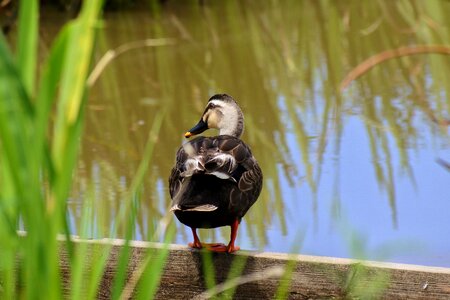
(262, 114, 450, 267)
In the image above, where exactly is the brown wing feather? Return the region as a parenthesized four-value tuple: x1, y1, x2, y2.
(235, 159, 263, 216)
(169, 146, 187, 199)
(217, 136, 263, 217)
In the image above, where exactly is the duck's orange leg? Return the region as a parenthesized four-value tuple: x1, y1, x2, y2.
(226, 219, 240, 253)
(188, 227, 202, 249)
(206, 219, 240, 253)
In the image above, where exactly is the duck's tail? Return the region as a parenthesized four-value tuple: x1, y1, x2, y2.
(170, 174, 235, 212)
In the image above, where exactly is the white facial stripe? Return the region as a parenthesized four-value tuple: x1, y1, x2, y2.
(209, 100, 223, 107)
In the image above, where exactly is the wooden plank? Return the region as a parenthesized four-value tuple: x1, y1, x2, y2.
(58, 238, 450, 299)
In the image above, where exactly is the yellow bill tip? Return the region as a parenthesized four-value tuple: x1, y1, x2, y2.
(185, 132, 192, 138)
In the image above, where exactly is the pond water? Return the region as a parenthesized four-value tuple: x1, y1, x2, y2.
(40, 1, 450, 268)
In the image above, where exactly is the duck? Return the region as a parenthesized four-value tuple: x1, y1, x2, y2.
(169, 94, 263, 253)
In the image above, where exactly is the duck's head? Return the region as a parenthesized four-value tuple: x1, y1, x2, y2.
(185, 94, 244, 138)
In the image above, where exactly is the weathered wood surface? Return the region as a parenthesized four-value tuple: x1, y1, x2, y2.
(59, 238, 450, 299)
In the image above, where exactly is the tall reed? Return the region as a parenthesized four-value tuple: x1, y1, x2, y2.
(0, 0, 166, 298)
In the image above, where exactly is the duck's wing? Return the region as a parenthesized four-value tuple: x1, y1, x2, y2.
(237, 157, 263, 208)
(215, 136, 263, 216)
(169, 137, 207, 208)
(168, 145, 188, 200)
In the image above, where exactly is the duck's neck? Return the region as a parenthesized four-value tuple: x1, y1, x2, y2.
(219, 126, 242, 137)
(219, 109, 244, 138)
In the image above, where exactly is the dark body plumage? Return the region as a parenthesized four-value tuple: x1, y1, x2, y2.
(168, 94, 263, 253)
(169, 135, 263, 229)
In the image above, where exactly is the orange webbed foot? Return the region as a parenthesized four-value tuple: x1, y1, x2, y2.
(188, 242, 227, 249)
(188, 242, 240, 253)
(188, 240, 203, 249)
(207, 243, 240, 253)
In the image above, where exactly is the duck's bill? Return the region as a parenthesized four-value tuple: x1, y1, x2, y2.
(185, 119, 208, 138)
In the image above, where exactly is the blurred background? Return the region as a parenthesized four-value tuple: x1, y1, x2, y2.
(5, 0, 449, 268)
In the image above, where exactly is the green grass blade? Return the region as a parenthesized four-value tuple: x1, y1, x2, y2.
(49, 0, 104, 240)
(200, 251, 218, 297)
(0, 32, 49, 300)
(112, 110, 166, 299)
(111, 214, 134, 300)
(0, 33, 35, 203)
(221, 255, 248, 299)
(35, 23, 70, 175)
(136, 225, 176, 299)
(51, 0, 104, 177)
(16, 0, 38, 96)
